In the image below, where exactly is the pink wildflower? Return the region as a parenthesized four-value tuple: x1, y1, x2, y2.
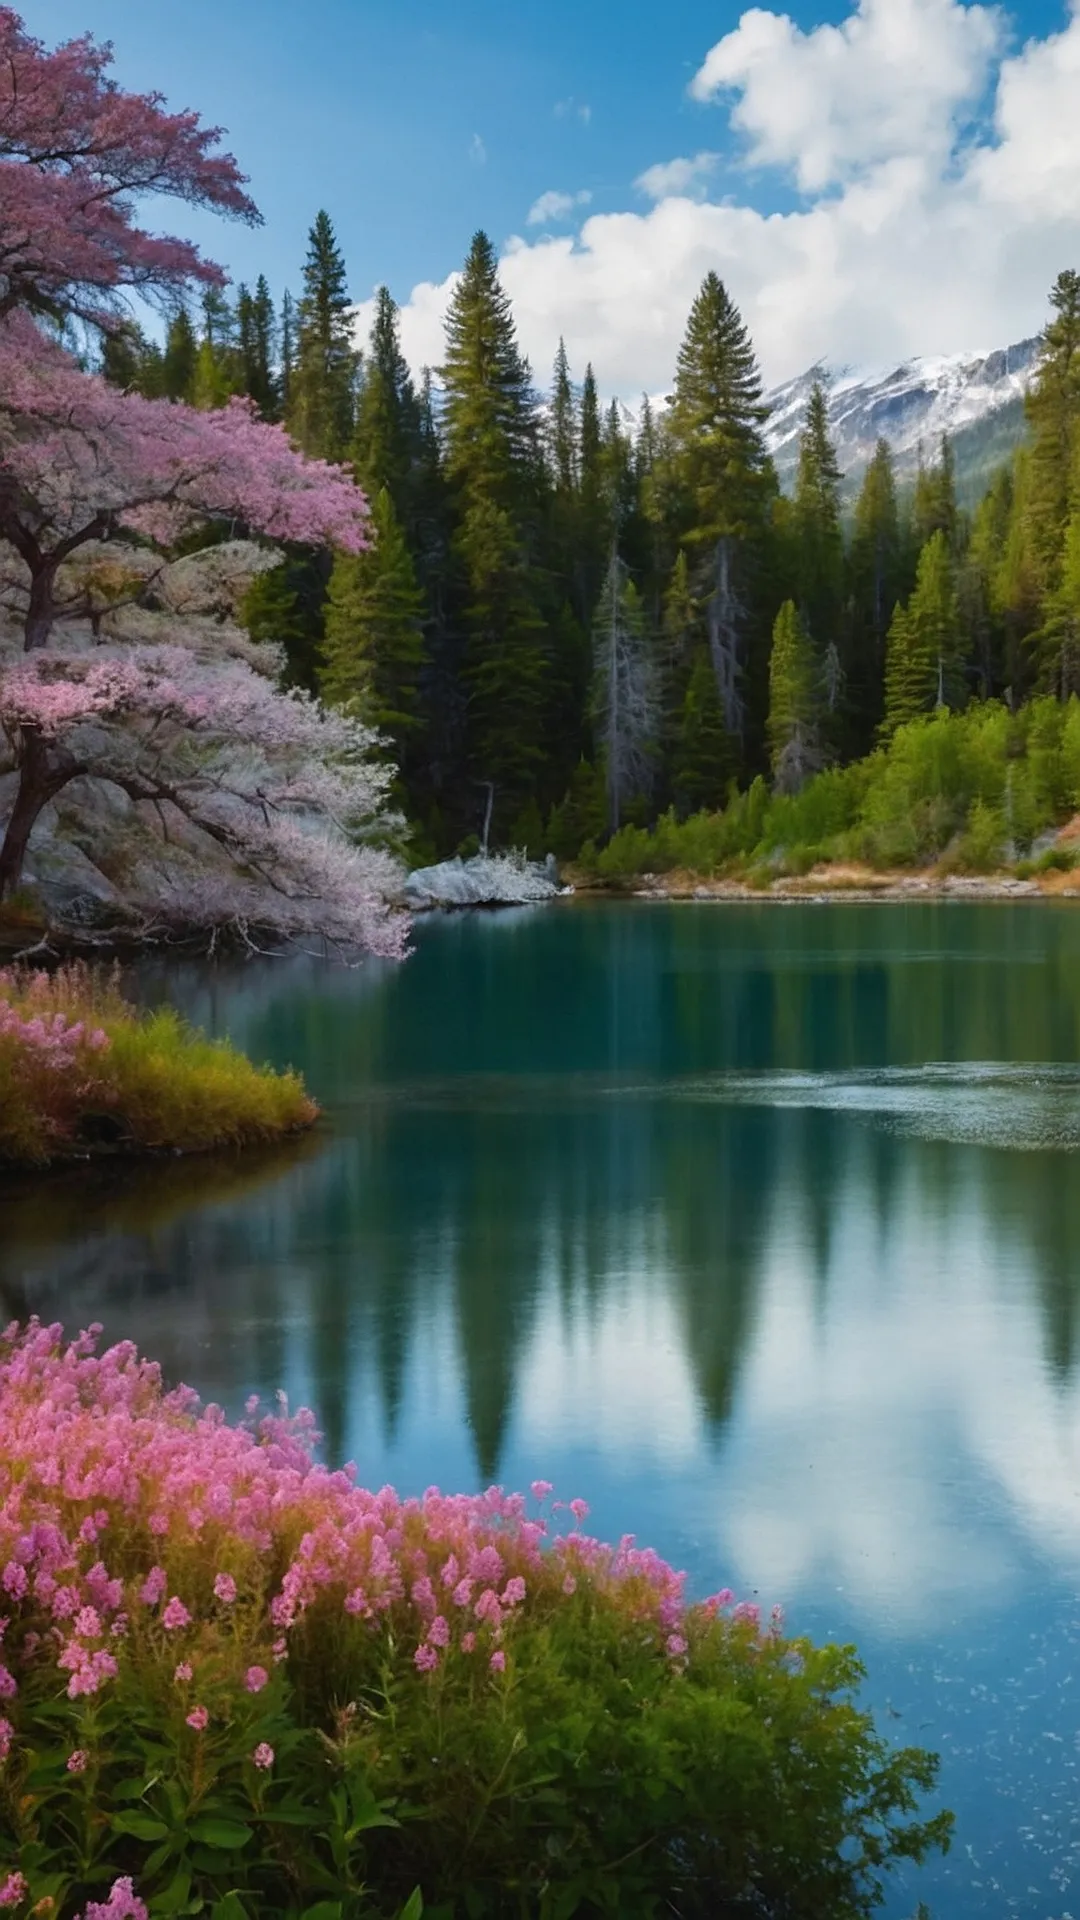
(569, 1498, 590, 1524)
(271, 1637, 287, 1663)
(344, 1587, 369, 1616)
(139, 1568, 166, 1607)
(244, 1665, 268, 1694)
(0, 1565, 26, 1601)
(213, 1573, 236, 1604)
(185, 1705, 209, 1731)
(173, 1662, 192, 1684)
(162, 1596, 191, 1631)
(414, 1644, 438, 1672)
(666, 1634, 688, 1658)
(461, 1632, 476, 1653)
(74, 1607, 102, 1640)
(501, 1577, 526, 1607)
(562, 1574, 577, 1596)
(252, 1742, 274, 1769)
(67, 1749, 89, 1773)
(0, 1670, 15, 1702)
(489, 1650, 506, 1673)
(81, 1876, 148, 1920)
(451, 1578, 473, 1608)
(474, 1588, 501, 1624)
(0, 1873, 26, 1908)
(0, 1720, 11, 1762)
(732, 1601, 761, 1629)
(530, 1480, 553, 1502)
(426, 1615, 450, 1648)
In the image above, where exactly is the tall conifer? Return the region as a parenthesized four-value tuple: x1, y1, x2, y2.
(290, 211, 357, 459)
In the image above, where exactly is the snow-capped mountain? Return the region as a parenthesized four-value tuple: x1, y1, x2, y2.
(766, 338, 1039, 496)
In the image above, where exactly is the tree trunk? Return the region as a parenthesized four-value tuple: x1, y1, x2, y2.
(0, 728, 67, 902)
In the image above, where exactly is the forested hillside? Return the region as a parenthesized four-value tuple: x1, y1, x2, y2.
(107, 220, 1080, 866)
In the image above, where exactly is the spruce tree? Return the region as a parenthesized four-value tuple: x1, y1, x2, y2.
(576, 363, 607, 618)
(280, 289, 296, 420)
(767, 599, 822, 792)
(847, 439, 901, 743)
(352, 287, 421, 525)
(667, 272, 773, 750)
(320, 487, 427, 783)
(549, 337, 577, 496)
(235, 276, 277, 417)
(162, 308, 196, 402)
(880, 604, 931, 738)
(440, 232, 548, 827)
(879, 531, 963, 736)
(672, 644, 733, 815)
(1025, 269, 1080, 593)
(290, 211, 357, 459)
(912, 435, 959, 552)
(1032, 505, 1080, 698)
(793, 382, 843, 649)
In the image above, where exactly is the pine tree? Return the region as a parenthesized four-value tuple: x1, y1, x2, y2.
(320, 487, 427, 780)
(672, 645, 733, 816)
(793, 382, 843, 649)
(191, 289, 236, 409)
(549, 337, 577, 495)
(576, 362, 607, 618)
(880, 604, 931, 738)
(767, 599, 822, 792)
(440, 231, 548, 825)
(162, 309, 196, 402)
(879, 531, 963, 736)
(1025, 269, 1080, 592)
(289, 211, 357, 459)
(912, 434, 959, 552)
(352, 287, 421, 525)
(591, 550, 657, 832)
(666, 272, 773, 748)
(847, 439, 902, 743)
(235, 276, 277, 417)
(280, 289, 296, 419)
(1031, 505, 1080, 698)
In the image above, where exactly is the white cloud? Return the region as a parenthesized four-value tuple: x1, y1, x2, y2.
(379, 0, 1080, 394)
(554, 97, 592, 124)
(468, 132, 487, 166)
(635, 151, 721, 200)
(527, 188, 593, 226)
(690, 0, 1002, 193)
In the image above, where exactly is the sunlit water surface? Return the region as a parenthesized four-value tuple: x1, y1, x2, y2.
(6, 901, 1080, 1918)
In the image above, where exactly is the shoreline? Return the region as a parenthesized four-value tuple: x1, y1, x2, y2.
(566, 863, 1080, 905)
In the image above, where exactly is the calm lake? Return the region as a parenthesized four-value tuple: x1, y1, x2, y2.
(6, 901, 1080, 1918)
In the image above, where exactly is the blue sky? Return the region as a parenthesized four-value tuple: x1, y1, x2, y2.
(37, 0, 1080, 391)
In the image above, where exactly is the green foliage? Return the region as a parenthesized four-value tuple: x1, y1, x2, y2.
(289, 211, 357, 460)
(321, 489, 428, 769)
(576, 698, 1080, 880)
(768, 599, 822, 791)
(0, 964, 316, 1167)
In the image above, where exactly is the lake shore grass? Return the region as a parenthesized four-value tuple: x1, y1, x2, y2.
(564, 858, 1080, 902)
(0, 962, 317, 1169)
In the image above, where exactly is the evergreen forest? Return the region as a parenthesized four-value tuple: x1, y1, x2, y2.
(104, 220, 1080, 869)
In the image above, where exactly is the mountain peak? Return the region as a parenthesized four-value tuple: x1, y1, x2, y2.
(766, 338, 1040, 497)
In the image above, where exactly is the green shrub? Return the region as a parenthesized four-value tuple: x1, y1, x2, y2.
(0, 964, 316, 1167)
(0, 1323, 953, 1919)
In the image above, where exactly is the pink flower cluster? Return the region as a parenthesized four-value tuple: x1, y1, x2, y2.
(0, 1320, 754, 1783)
(0, 997, 109, 1068)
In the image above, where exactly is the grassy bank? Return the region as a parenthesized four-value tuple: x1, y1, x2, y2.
(573, 699, 1080, 890)
(0, 1321, 951, 1918)
(0, 964, 316, 1168)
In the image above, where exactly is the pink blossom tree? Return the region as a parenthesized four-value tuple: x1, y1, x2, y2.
(0, 7, 257, 324)
(0, 12, 407, 954)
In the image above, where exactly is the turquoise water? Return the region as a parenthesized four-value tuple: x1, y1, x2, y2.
(7, 900, 1080, 1916)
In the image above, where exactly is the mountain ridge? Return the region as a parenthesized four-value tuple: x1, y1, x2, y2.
(765, 338, 1039, 501)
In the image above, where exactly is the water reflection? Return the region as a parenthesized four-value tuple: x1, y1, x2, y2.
(5, 903, 1080, 1914)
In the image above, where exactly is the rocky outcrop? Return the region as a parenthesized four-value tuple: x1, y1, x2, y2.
(403, 853, 567, 910)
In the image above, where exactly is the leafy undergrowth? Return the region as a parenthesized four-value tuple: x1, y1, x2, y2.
(0, 1321, 952, 1918)
(575, 698, 1080, 886)
(0, 965, 316, 1167)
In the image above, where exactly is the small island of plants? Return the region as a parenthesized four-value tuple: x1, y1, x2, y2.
(0, 965, 316, 1169)
(0, 1322, 950, 1919)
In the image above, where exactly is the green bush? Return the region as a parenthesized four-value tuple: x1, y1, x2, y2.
(0, 964, 316, 1167)
(0, 1324, 953, 1920)
(572, 698, 1080, 883)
